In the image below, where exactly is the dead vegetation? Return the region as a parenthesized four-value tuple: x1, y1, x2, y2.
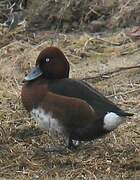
(0, 0, 139, 32)
(0, 0, 140, 179)
(26, 0, 140, 32)
(0, 28, 140, 179)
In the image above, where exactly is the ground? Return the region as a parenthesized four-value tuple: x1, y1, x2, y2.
(0, 1, 140, 179)
(0, 28, 139, 179)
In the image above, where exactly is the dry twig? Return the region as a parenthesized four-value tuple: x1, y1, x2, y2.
(82, 64, 140, 82)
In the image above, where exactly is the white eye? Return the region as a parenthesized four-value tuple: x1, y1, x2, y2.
(46, 58, 50, 62)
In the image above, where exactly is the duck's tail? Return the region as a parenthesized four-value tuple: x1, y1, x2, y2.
(119, 111, 134, 117)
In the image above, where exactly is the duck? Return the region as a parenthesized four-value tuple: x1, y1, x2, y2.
(21, 47, 134, 149)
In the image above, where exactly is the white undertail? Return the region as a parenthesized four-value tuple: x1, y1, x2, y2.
(104, 112, 124, 131)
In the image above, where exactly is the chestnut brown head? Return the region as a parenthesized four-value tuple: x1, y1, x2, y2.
(24, 47, 70, 81)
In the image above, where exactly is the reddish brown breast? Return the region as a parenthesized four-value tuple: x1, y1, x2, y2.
(21, 81, 48, 111)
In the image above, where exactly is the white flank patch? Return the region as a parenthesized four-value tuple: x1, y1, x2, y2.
(72, 140, 80, 146)
(104, 112, 123, 131)
(31, 108, 62, 134)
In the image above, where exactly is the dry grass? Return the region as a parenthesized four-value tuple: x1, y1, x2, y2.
(0, 28, 140, 179)
(26, 0, 140, 32)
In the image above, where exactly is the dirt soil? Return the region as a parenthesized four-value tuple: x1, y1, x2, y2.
(0, 1, 140, 179)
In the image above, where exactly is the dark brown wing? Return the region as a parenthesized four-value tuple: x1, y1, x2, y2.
(47, 78, 133, 117)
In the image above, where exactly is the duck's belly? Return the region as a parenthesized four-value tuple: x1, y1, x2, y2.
(31, 108, 63, 135)
(70, 127, 107, 141)
(70, 112, 123, 141)
(31, 108, 123, 141)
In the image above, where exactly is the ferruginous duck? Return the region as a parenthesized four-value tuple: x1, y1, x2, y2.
(21, 47, 133, 150)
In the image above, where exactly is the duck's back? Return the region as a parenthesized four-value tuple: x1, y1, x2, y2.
(47, 78, 131, 117)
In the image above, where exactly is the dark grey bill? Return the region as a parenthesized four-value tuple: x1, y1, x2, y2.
(24, 65, 43, 81)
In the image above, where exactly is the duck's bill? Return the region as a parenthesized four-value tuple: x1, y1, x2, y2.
(24, 66, 43, 81)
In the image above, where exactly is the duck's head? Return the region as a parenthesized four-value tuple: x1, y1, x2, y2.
(24, 47, 70, 81)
